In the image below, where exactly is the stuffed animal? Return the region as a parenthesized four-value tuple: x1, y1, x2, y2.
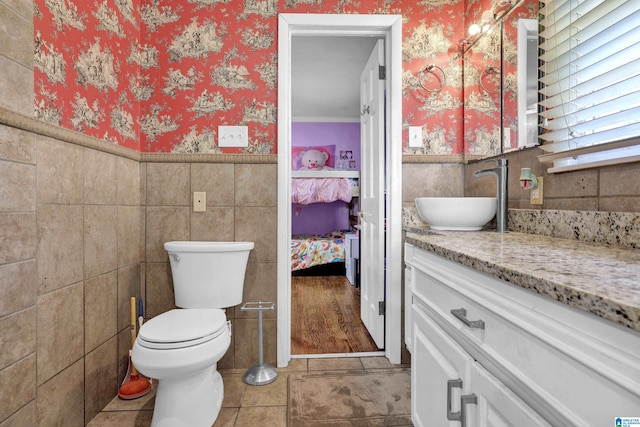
(298, 149, 333, 170)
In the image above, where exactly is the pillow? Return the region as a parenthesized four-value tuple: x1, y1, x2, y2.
(292, 145, 336, 170)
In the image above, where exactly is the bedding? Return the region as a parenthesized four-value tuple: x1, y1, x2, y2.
(291, 178, 352, 205)
(291, 231, 346, 271)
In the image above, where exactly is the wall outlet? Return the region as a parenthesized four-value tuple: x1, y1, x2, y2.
(193, 191, 206, 212)
(530, 177, 543, 205)
(408, 126, 423, 148)
(218, 125, 248, 147)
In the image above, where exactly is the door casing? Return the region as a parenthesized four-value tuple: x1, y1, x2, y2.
(277, 13, 403, 367)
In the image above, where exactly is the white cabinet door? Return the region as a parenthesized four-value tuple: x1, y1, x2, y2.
(404, 243, 414, 352)
(412, 301, 473, 427)
(470, 363, 551, 427)
(404, 265, 412, 352)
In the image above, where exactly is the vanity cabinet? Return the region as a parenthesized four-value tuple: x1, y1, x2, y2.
(405, 243, 640, 427)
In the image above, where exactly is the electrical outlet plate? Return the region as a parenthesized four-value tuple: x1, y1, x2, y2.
(193, 191, 206, 212)
(218, 125, 248, 147)
(530, 177, 543, 205)
(408, 126, 423, 148)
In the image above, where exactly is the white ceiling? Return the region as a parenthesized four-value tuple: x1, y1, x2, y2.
(291, 36, 381, 119)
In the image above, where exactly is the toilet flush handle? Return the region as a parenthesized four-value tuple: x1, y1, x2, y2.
(170, 253, 180, 262)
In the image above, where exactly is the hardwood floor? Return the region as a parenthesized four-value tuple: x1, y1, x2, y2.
(291, 275, 379, 355)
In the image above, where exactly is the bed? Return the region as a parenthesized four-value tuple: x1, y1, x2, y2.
(291, 170, 359, 204)
(291, 231, 346, 272)
(290, 169, 359, 274)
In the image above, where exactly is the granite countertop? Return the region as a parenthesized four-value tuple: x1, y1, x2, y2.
(404, 227, 640, 333)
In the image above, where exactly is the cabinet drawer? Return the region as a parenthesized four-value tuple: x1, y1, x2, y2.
(411, 249, 640, 426)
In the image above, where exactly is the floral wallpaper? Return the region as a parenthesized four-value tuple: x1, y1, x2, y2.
(463, 27, 502, 156)
(34, 0, 468, 154)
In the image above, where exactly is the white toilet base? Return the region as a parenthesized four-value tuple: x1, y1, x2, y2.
(150, 365, 223, 427)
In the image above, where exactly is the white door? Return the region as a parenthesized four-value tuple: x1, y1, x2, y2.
(359, 39, 385, 349)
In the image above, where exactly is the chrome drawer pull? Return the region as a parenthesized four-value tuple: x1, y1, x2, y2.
(446, 379, 463, 421)
(451, 308, 485, 329)
(460, 393, 478, 427)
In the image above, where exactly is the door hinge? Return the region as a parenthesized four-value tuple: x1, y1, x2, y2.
(378, 65, 386, 80)
(378, 301, 386, 315)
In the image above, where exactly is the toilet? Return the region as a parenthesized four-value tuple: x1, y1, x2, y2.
(132, 241, 254, 427)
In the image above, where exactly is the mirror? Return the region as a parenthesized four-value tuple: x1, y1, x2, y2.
(463, 25, 502, 157)
(502, 0, 539, 152)
(463, 0, 538, 158)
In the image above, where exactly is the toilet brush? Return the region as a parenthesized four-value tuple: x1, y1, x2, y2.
(118, 297, 152, 400)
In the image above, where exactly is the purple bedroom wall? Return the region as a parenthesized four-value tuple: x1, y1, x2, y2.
(291, 202, 351, 235)
(292, 122, 360, 235)
(292, 122, 361, 170)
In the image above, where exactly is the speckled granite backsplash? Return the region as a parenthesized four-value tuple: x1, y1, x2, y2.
(403, 207, 640, 249)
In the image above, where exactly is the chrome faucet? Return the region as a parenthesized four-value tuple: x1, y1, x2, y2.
(473, 158, 508, 233)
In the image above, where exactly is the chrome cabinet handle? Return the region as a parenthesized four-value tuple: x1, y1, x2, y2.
(460, 393, 478, 427)
(447, 379, 463, 421)
(451, 308, 485, 329)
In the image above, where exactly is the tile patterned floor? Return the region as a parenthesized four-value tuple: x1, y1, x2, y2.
(87, 356, 411, 427)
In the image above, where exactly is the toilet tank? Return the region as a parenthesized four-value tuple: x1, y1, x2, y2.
(164, 241, 254, 309)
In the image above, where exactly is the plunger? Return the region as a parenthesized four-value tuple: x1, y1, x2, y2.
(118, 297, 151, 399)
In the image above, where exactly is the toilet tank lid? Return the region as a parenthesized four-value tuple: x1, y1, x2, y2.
(138, 309, 227, 343)
(164, 241, 254, 252)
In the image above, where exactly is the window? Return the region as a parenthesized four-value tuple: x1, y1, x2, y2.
(538, 0, 640, 173)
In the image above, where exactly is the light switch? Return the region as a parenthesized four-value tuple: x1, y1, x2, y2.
(193, 192, 206, 212)
(503, 127, 511, 150)
(218, 125, 249, 147)
(408, 126, 423, 148)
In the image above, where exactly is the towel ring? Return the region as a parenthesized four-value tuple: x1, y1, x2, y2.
(480, 66, 500, 94)
(418, 64, 446, 93)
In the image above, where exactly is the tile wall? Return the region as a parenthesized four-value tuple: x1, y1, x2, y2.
(464, 147, 640, 213)
(140, 159, 278, 370)
(0, 118, 279, 426)
(401, 158, 465, 208)
(0, 118, 142, 426)
(2, 0, 142, 424)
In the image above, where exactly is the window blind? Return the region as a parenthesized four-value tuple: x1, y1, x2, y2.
(538, 0, 640, 173)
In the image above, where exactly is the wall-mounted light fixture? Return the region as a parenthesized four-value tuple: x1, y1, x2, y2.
(466, 1, 514, 44)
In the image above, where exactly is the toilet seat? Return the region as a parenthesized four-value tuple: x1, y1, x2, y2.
(137, 308, 228, 350)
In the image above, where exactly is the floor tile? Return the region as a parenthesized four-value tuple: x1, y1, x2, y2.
(86, 410, 153, 426)
(234, 406, 287, 427)
(91, 356, 412, 426)
(308, 357, 363, 371)
(241, 373, 288, 406)
(221, 374, 246, 408)
(213, 407, 239, 427)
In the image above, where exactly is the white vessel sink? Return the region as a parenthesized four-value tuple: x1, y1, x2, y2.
(415, 197, 497, 231)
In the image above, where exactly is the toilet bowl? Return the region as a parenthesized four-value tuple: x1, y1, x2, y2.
(131, 241, 254, 427)
(132, 309, 230, 427)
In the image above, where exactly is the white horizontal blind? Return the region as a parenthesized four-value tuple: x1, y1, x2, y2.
(538, 0, 640, 172)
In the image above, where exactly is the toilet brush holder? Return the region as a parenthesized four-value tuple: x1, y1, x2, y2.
(240, 301, 278, 386)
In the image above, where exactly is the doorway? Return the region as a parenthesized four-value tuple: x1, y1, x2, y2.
(289, 35, 381, 356)
(277, 13, 403, 368)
